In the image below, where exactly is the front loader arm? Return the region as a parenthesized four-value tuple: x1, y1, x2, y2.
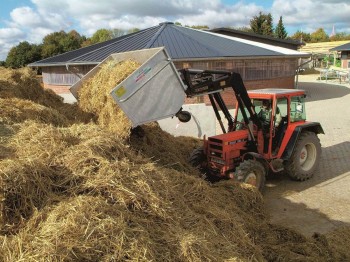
(179, 69, 262, 147)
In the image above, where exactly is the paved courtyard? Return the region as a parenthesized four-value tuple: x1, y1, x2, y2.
(264, 74, 350, 236)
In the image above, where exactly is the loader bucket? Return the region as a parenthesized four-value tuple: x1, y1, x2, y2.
(70, 47, 187, 127)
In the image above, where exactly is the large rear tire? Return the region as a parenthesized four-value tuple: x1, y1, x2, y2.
(235, 160, 266, 191)
(285, 131, 321, 181)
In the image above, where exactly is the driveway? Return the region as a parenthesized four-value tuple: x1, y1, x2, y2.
(264, 74, 350, 236)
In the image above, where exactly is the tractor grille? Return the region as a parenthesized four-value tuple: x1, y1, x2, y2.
(209, 138, 222, 143)
(209, 144, 222, 150)
(208, 137, 224, 168)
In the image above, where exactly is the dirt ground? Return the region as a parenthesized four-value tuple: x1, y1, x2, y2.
(264, 74, 350, 236)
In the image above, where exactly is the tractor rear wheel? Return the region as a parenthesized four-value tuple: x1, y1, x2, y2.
(235, 160, 266, 191)
(285, 131, 321, 181)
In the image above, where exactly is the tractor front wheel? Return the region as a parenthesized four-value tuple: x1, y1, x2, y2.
(235, 160, 266, 191)
(189, 147, 206, 169)
(285, 131, 321, 181)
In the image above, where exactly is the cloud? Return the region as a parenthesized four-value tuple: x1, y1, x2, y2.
(0, 28, 26, 61)
(1, 0, 350, 61)
(271, 0, 350, 34)
(176, 2, 264, 28)
(10, 7, 41, 27)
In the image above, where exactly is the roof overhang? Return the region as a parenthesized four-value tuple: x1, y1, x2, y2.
(29, 54, 310, 68)
(28, 61, 100, 68)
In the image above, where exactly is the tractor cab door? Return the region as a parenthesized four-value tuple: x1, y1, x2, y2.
(271, 97, 288, 156)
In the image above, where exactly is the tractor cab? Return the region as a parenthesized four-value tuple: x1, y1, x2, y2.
(235, 89, 307, 159)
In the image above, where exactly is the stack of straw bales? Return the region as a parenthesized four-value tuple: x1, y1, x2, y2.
(0, 65, 349, 261)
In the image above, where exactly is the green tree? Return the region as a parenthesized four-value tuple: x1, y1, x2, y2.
(90, 29, 113, 44)
(250, 12, 274, 36)
(275, 16, 288, 39)
(263, 13, 274, 36)
(330, 32, 350, 41)
(41, 30, 84, 58)
(290, 30, 311, 43)
(310, 28, 329, 43)
(5, 41, 42, 68)
(127, 28, 140, 34)
(0, 61, 5, 67)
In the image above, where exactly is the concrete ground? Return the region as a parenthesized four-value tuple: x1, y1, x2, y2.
(264, 74, 350, 236)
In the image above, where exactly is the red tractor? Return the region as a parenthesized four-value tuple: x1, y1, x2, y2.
(177, 69, 324, 191)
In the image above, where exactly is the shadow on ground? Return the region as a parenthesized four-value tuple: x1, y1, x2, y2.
(264, 141, 350, 236)
(298, 81, 350, 102)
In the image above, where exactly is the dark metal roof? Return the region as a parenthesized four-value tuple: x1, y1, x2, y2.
(211, 28, 303, 50)
(329, 42, 350, 51)
(29, 22, 308, 67)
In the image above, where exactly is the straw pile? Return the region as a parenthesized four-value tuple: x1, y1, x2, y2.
(0, 67, 95, 125)
(1, 66, 350, 261)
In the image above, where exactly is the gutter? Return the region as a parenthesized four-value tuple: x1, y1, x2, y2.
(172, 54, 311, 63)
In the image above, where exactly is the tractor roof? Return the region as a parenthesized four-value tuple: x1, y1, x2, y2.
(248, 88, 305, 98)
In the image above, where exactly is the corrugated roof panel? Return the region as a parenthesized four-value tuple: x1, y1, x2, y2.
(151, 25, 221, 59)
(176, 27, 280, 57)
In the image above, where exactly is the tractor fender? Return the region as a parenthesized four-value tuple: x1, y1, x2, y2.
(243, 152, 265, 161)
(281, 122, 324, 160)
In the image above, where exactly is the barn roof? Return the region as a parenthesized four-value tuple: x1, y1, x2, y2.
(29, 22, 309, 67)
(329, 42, 350, 51)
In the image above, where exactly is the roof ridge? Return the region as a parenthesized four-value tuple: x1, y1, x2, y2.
(145, 23, 167, 48)
(69, 25, 161, 63)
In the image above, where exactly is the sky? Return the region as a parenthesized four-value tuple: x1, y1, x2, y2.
(0, 0, 349, 61)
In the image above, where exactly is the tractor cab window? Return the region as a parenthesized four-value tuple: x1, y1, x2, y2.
(235, 99, 272, 130)
(290, 96, 306, 122)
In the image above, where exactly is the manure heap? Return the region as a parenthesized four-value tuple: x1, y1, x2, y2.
(0, 65, 349, 261)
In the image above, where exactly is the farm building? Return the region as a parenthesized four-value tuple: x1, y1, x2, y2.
(29, 22, 309, 106)
(299, 40, 350, 68)
(330, 42, 350, 69)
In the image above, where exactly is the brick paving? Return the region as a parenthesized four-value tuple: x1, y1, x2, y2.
(264, 74, 350, 236)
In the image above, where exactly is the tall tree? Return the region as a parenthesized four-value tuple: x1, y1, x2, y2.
(41, 30, 84, 58)
(275, 16, 288, 39)
(310, 28, 329, 43)
(5, 41, 42, 68)
(250, 12, 274, 36)
(263, 13, 274, 36)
